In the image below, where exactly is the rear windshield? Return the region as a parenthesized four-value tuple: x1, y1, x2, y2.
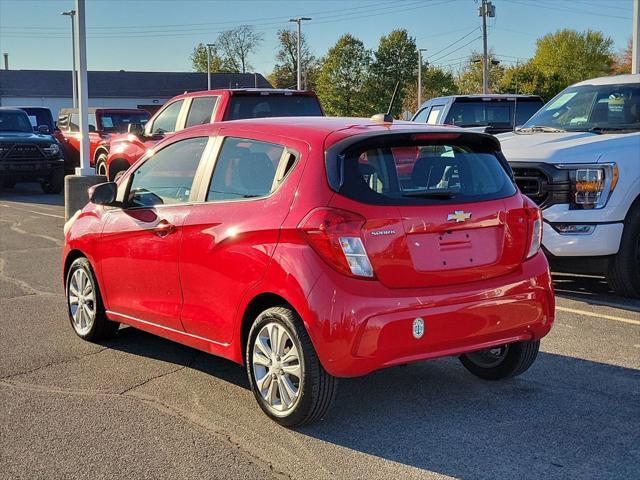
(226, 95, 322, 120)
(335, 137, 516, 205)
(446, 100, 543, 128)
(99, 112, 150, 133)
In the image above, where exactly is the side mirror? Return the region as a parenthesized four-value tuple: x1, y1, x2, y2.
(37, 125, 50, 134)
(128, 123, 144, 136)
(88, 182, 118, 206)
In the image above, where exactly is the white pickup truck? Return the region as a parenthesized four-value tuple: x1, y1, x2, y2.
(498, 74, 640, 298)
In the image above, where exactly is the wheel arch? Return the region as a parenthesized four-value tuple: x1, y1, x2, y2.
(93, 146, 109, 164)
(63, 249, 87, 283)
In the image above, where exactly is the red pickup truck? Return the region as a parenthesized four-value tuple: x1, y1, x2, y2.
(104, 89, 323, 180)
(56, 108, 150, 173)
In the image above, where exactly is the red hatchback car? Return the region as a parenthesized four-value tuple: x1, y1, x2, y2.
(62, 117, 555, 426)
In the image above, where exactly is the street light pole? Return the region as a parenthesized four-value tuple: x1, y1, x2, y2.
(417, 48, 427, 109)
(74, 0, 90, 175)
(61, 10, 77, 108)
(206, 43, 215, 90)
(288, 17, 311, 90)
(478, 0, 495, 94)
(633, 0, 639, 74)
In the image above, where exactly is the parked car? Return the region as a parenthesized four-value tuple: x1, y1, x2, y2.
(104, 89, 324, 180)
(56, 108, 151, 173)
(412, 94, 544, 134)
(0, 107, 65, 193)
(17, 106, 57, 134)
(498, 74, 640, 298)
(62, 116, 555, 426)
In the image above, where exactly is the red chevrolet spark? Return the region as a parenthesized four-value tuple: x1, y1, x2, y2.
(62, 117, 554, 426)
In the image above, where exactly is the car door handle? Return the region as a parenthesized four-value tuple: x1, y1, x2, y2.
(153, 220, 176, 237)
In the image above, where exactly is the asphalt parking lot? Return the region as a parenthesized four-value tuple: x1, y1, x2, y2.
(1, 183, 639, 480)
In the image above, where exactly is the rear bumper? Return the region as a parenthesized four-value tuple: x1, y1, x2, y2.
(304, 252, 554, 377)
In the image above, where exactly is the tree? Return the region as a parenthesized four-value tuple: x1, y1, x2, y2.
(613, 37, 632, 74)
(316, 34, 372, 116)
(531, 29, 614, 87)
(214, 25, 264, 73)
(190, 42, 226, 73)
(455, 52, 505, 94)
(268, 28, 319, 90)
(367, 29, 418, 117)
(499, 61, 564, 101)
(402, 65, 458, 116)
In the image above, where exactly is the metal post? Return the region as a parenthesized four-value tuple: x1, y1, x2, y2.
(481, 0, 489, 94)
(633, 0, 639, 74)
(206, 43, 214, 90)
(74, 0, 91, 175)
(417, 48, 426, 109)
(3, 53, 8, 70)
(288, 17, 311, 90)
(62, 10, 77, 108)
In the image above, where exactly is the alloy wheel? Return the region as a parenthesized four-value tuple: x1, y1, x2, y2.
(68, 268, 96, 336)
(252, 322, 302, 415)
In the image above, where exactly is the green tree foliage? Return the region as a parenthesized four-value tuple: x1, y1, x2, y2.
(531, 29, 614, 86)
(316, 34, 372, 116)
(214, 25, 264, 73)
(367, 29, 418, 117)
(455, 52, 505, 94)
(268, 28, 320, 90)
(499, 61, 564, 101)
(402, 65, 458, 116)
(190, 43, 226, 73)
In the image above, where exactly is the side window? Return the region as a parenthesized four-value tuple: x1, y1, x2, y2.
(426, 106, 444, 125)
(207, 137, 286, 201)
(185, 96, 219, 128)
(127, 137, 208, 208)
(413, 107, 431, 123)
(150, 100, 184, 134)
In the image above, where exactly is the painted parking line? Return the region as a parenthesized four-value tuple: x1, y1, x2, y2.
(556, 306, 640, 326)
(0, 204, 65, 219)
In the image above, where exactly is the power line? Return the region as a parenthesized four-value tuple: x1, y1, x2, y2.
(426, 27, 481, 60)
(429, 35, 483, 64)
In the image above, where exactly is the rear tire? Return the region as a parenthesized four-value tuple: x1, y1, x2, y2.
(246, 306, 338, 427)
(606, 203, 640, 298)
(459, 340, 540, 380)
(41, 168, 64, 194)
(66, 257, 119, 342)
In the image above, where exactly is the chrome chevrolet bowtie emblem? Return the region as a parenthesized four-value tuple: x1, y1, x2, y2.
(447, 211, 472, 223)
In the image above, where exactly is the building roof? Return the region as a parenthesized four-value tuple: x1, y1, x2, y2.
(0, 70, 272, 98)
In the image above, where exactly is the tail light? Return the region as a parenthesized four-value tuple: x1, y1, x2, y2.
(526, 207, 543, 259)
(298, 207, 374, 278)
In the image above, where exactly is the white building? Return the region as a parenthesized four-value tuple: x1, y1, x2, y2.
(0, 69, 272, 118)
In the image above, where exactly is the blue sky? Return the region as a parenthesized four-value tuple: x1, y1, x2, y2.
(0, 0, 634, 75)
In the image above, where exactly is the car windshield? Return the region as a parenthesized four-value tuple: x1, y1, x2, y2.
(521, 83, 640, 132)
(447, 100, 542, 128)
(100, 112, 150, 133)
(226, 95, 322, 120)
(0, 110, 34, 133)
(20, 108, 54, 131)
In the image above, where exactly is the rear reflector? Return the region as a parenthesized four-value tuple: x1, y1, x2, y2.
(526, 208, 542, 259)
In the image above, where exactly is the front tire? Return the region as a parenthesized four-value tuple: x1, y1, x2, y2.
(246, 306, 338, 427)
(606, 203, 640, 298)
(66, 257, 119, 341)
(459, 340, 540, 380)
(41, 168, 64, 194)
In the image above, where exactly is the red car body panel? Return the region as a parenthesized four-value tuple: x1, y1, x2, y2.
(63, 118, 554, 378)
(105, 89, 323, 179)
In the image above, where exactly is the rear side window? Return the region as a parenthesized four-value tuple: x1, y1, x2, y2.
(335, 137, 516, 205)
(185, 96, 219, 128)
(128, 137, 207, 207)
(426, 106, 444, 124)
(412, 107, 430, 123)
(226, 95, 322, 120)
(207, 137, 286, 201)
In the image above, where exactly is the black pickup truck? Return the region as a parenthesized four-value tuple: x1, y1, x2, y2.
(0, 107, 65, 193)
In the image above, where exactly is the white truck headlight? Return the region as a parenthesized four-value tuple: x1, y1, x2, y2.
(561, 163, 618, 209)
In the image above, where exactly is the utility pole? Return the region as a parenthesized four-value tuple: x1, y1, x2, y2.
(478, 0, 495, 94)
(61, 10, 77, 108)
(417, 48, 427, 109)
(633, 0, 639, 74)
(206, 43, 215, 90)
(288, 17, 311, 90)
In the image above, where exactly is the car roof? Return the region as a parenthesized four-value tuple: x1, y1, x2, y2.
(0, 107, 29, 114)
(571, 73, 640, 87)
(182, 116, 478, 143)
(419, 94, 542, 107)
(171, 88, 317, 100)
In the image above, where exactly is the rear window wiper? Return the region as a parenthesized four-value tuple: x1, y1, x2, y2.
(402, 190, 459, 199)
